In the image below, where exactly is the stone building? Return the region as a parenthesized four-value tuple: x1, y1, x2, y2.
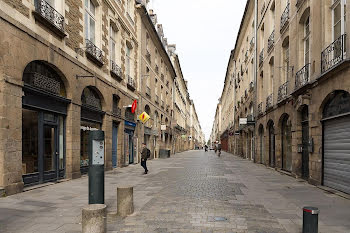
(0, 0, 201, 196)
(136, 4, 176, 159)
(213, 0, 350, 195)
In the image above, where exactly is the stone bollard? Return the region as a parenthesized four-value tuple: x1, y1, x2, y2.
(117, 187, 134, 217)
(82, 204, 107, 233)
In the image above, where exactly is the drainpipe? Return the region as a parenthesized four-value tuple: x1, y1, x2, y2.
(253, 0, 258, 163)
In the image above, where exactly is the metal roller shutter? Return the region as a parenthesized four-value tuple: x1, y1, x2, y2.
(324, 116, 350, 194)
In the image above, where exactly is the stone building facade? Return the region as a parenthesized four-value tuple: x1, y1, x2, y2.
(213, 0, 350, 195)
(0, 0, 202, 195)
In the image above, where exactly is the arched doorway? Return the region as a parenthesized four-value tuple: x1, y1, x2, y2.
(323, 91, 350, 194)
(80, 86, 105, 174)
(301, 106, 309, 180)
(281, 115, 292, 172)
(268, 121, 276, 168)
(22, 61, 70, 185)
(259, 125, 264, 164)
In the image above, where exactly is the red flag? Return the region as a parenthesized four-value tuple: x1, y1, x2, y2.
(131, 100, 137, 113)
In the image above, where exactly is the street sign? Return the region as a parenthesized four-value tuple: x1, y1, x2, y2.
(239, 118, 247, 125)
(131, 100, 137, 113)
(139, 111, 150, 124)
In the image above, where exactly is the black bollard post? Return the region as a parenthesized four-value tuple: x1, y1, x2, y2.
(88, 130, 105, 204)
(303, 206, 319, 233)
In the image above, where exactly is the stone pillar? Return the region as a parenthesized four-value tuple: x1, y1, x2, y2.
(66, 103, 81, 180)
(0, 77, 24, 195)
(117, 187, 134, 217)
(82, 204, 107, 233)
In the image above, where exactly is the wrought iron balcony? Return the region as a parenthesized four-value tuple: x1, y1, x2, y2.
(155, 95, 159, 104)
(250, 37, 255, 50)
(268, 30, 275, 51)
(258, 102, 263, 115)
(295, 63, 310, 90)
(266, 94, 273, 110)
(110, 60, 123, 81)
(259, 49, 264, 67)
(85, 39, 103, 66)
(280, 3, 290, 33)
(33, 0, 65, 38)
(127, 75, 136, 91)
(146, 86, 151, 97)
(278, 82, 288, 102)
(113, 107, 122, 117)
(321, 34, 346, 74)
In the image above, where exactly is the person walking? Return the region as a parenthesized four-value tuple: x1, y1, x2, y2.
(140, 143, 150, 174)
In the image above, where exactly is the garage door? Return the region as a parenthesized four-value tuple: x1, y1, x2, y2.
(324, 116, 350, 194)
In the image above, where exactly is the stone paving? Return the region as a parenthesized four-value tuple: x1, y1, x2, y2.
(0, 150, 350, 233)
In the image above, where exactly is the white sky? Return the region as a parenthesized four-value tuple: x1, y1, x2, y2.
(150, 0, 247, 141)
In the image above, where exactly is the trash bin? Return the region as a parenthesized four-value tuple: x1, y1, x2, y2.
(303, 206, 319, 233)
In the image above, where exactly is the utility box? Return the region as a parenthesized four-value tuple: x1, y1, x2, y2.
(89, 130, 105, 204)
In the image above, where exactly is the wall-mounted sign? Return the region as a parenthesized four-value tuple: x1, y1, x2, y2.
(131, 100, 137, 113)
(139, 111, 150, 124)
(161, 125, 167, 131)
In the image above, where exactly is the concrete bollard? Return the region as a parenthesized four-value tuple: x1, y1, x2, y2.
(82, 204, 107, 233)
(117, 187, 134, 217)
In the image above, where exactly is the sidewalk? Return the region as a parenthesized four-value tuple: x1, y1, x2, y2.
(0, 150, 349, 233)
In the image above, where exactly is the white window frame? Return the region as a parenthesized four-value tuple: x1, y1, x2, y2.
(85, 0, 96, 43)
(304, 16, 310, 64)
(332, 0, 347, 41)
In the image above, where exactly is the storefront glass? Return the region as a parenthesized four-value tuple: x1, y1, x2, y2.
(22, 109, 39, 175)
(80, 120, 101, 168)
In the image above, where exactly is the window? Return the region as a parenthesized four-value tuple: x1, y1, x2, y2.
(282, 39, 289, 82)
(85, 0, 96, 43)
(126, 46, 131, 76)
(110, 27, 116, 62)
(304, 16, 310, 64)
(333, 0, 347, 40)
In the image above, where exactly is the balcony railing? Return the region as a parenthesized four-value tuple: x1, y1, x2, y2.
(125, 110, 135, 122)
(34, 0, 65, 36)
(110, 60, 122, 80)
(278, 82, 288, 102)
(250, 37, 255, 50)
(280, 3, 290, 32)
(86, 39, 103, 66)
(321, 34, 346, 74)
(295, 63, 310, 90)
(113, 107, 122, 117)
(146, 86, 151, 96)
(258, 102, 263, 115)
(127, 75, 136, 91)
(266, 94, 273, 110)
(259, 49, 264, 67)
(268, 30, 275, 51)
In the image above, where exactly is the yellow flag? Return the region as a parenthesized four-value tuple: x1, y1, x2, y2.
(139, 112, 150, 124)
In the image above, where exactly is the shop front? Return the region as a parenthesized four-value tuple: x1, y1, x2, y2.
(80, 87, 105, 174)
(22, 61, 70, 186)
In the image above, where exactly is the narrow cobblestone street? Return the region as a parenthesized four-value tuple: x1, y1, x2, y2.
(1, 150, 350, 233)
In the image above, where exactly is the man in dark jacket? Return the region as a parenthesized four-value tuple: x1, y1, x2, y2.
(140, 143, 149, 174)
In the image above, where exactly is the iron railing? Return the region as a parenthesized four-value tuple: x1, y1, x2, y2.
(125, 110, 135, 122)
(258, 102, 263, 115)
(268, 30, 275, 51)
(259, 49, 264, 67)
(110, 60, 122, 78)
(278, 82, 288, 102)
(321, 34, 346, 74)
(266, 94, 273, 109)
(146, 86, 151, 96)
(113, 107, 122, 117)
(86, 39, 103, 64)
(35, 0, 64, 32)
(127, 75, 135, 88)
(295, 63, 310, 90)
(280, 2, 290, 32)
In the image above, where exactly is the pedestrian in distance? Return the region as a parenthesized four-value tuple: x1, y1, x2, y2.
(140, 143, 150, 174)
(217, 143, 222, 157)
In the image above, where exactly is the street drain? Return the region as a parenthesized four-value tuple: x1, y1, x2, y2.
(214, 217, 227, 222)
